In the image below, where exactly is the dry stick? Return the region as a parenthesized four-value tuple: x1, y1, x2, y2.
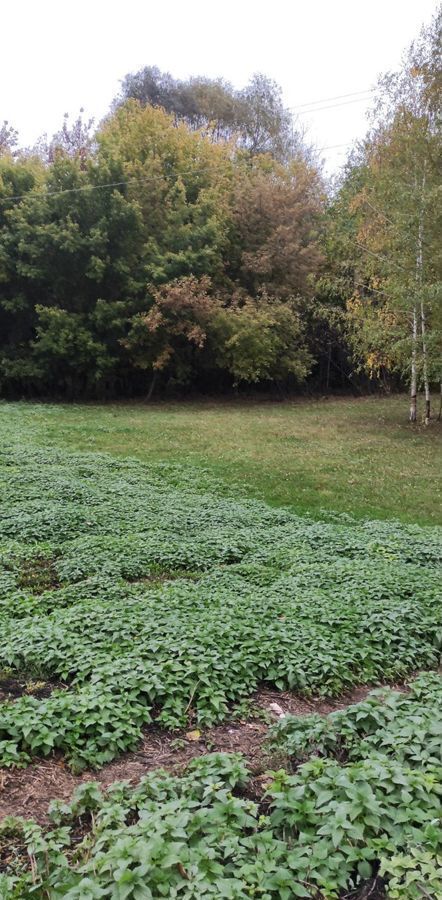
(184, 680, 201, 714)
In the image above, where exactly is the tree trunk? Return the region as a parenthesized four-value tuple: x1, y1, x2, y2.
(438, 380, 442, 421)
(409, 307, 417, 422)
(420, 299, 430, 424)
(325, 342, 331, 392)
(417, 171, 430, 424)
(146, 371, 157, 401)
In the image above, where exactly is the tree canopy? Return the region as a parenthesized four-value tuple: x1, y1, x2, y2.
(0, 7, 440, 412)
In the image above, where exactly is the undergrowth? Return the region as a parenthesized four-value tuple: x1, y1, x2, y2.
(0, 414, 441, 897)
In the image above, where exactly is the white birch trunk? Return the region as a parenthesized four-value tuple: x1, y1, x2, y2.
(420, 298, 430, 424)
(409, 307, 418, 422)
(417, 171, 430, 424)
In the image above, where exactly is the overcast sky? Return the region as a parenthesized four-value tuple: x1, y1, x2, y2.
(1, 0, 438, 171)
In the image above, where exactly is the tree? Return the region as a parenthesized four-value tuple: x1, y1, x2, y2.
(234, 73, 295, 159)
(0, 152, 144, 396)
(228, 155, 324, 299)
(124, 276, 312, 393)
(123, 276, 217, 394)
(211, 295, 312, 385)
(118, 68, 297, 160)
(97, 100, 234, 285)
(0, 121, 18, 156)
(333, 8, 441, 421)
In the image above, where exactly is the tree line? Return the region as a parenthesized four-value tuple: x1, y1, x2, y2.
(0, 8, 440, 418)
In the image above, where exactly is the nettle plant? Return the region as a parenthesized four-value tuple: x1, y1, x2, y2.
(0, 430, 441, 770)
(267, 672, 442, 768)
(1, 751, 442, 898)
(0, 415, 441, 898)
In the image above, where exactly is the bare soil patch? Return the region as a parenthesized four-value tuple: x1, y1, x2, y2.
(17, 556, 60, 594)
(0, 672, 64, 703)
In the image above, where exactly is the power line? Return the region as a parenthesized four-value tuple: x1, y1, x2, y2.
(290, 88, 375, 111)
(0, 142, 359, 206)
(348, 236, 409, 275)
(293, 96, 375, 116)
(0, 164, 223, 207)
(319, 142, 353, 152)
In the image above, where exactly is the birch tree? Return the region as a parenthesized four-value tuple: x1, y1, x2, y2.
(344, 8, 441, 421)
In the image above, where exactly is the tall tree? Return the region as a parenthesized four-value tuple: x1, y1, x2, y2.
(118, 68, 297, 161)
(97, 100, 234, 285)
(338, 9, 442, 420)
(228, 155, 324, 299)
(0, 152, 144, 396)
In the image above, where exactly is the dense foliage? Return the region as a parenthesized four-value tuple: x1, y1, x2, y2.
(1, 10, 440, 406)
(1, 693, 442, 898)
(268, 672, 442, 768)
(320, 9, 442, 419)
(0, 408, 441, 770)
(0, 99, 322, 399)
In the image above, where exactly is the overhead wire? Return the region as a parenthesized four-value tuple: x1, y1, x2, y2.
(289, 88, 375, 111)
(0, 164, 224, 207)
(0, 86, 378, 207)
(347, 236, 409, 275)
(293, 96, 375, 116)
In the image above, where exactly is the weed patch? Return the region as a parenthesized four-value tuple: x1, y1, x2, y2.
(0, 413, 441, 897)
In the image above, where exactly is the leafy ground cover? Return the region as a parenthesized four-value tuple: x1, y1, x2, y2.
(0, 404, 441, 897)
(1, 681, 442, 898)
(268, 671, 442, 769)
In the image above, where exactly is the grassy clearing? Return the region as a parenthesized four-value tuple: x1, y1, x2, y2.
(4, 395, 441, 525)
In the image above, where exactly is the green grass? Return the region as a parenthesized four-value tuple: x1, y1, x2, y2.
(5, 395, 441, 524)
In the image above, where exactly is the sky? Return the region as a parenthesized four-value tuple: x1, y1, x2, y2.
(1, 0, 438, 172)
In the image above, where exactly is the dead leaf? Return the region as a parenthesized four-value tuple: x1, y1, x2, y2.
(185, 729, 201, 742)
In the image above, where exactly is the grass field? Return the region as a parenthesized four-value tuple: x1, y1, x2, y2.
(0, 398, 441, 898)
(5, 395, 442, 525)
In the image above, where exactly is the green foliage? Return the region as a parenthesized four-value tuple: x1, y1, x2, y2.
(0, 95, 324, 398)
(0, 410, 441, 898)
(0, 417, 440, 771)
(329, 10, 442, 395)
(380, 846, 442, 898)
(211, 297, 312, 384)
(268, 757, 442, 898)
(1, 746, 442, 897)
(1, 15, 441, 402)
(268, 672, 442, 767)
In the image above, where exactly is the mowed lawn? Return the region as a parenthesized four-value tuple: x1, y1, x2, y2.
(7, 394, 441, 524)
